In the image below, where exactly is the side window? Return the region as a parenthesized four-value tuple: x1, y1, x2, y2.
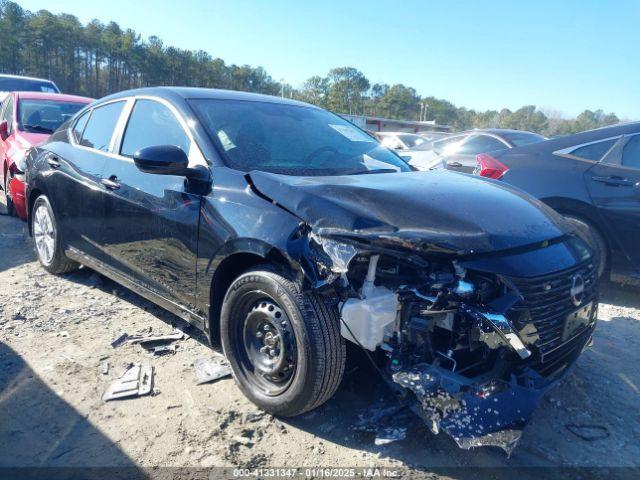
(80, 101, 125, 152)
(120, 99, 190, 157)
(458, 135, 507, 155)
(622, 136, 640, 169)
(570, 138, 616, 161)
(72, 110, 91, 144)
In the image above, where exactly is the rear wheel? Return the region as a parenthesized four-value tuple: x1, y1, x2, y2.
(31, 195, 79, 274)
(220, 267, 345, 417)
(564, 215, 608, 277)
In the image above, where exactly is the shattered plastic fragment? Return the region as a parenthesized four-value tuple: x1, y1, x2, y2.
(102, 363, 154, 401)
(309, 232, 358, 274)
(374, 427, 407, 446)
(454, 429, 522, 457)
(193, 357, 232, 384)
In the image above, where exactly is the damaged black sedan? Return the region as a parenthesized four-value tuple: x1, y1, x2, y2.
(25, 88, 598, 453)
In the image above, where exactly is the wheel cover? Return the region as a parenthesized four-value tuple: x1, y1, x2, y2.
(33, 204, 55, 265)
(234, 295, 297, 396)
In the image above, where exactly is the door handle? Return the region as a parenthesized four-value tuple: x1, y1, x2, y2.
(591, 175, 634, 187)
(101, 177, 121, 190)
(47, 155, 60, 168)
(448, 162, 463, 168)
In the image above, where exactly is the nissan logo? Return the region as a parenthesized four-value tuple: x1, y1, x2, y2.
(570, 274, 586, 306)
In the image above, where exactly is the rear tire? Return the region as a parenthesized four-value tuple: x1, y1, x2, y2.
(220, 266, 346, 417)
(564, 215, 607, 278)
(31, 195, 79, 274)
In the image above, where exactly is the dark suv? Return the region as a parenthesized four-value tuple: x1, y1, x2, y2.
(26, 88, 598, 453)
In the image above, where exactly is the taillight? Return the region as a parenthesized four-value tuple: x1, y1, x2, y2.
(475, 153, 509, 180)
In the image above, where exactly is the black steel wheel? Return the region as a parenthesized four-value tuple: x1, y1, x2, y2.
(220, 266, 345, 417)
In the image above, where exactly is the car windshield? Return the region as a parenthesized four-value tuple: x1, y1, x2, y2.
(18, 99, 87, 134)
(189, 99, 411, 176)
(0, 77, 58, 93)
(502, 131, 547, 147)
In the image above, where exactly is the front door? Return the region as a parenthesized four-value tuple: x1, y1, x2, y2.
(100, 98, 206, 313)
(585, 134, 640, 272)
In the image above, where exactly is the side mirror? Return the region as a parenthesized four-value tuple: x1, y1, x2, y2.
(133, 145, 188, 175)
(0, 121, 8, 141)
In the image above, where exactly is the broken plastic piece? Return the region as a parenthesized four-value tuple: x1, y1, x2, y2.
(193, 357, 232, 385)
(111, 333, 128, 348)
(143, 344, 178, 356)
(128, 329, 185, 346)
(374, 427, 407, 446)
(102, 363, 154, 401)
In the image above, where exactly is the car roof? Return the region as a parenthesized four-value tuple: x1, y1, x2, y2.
(458, 128, 542, 136)
(505, 122, 640, 154)
(0, 73, 56, 83)
(15, 91, 94, 103)
(95, 86, 315, 109)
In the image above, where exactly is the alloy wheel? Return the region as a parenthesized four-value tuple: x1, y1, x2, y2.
(33, 204, 56, 265)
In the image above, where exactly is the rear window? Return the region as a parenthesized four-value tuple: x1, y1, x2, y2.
(622, 136, 640, 169)
(79, 101, 125, 152)
(502, 131, 547, 147)
(0, 77, 58, 93)
(570, 139, 617, 161)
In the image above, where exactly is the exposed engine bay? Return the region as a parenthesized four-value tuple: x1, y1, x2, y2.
(309, 236, 598, 454)
(244, 170, 599, 454)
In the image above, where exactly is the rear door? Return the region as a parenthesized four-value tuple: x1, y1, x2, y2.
(585, 134, 640, 271)
(100, 97, 206, 312)
(444, 134, 509, 173)
(43, 100, 127, 261)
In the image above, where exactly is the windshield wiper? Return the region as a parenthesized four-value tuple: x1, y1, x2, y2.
(345, 168, 399, 175)
(23, 124, 54, 134)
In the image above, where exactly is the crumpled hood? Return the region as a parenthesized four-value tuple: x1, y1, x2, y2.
(248, 170, 569, 255)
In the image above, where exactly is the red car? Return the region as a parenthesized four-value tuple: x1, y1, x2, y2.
(0, 91, 93, 219)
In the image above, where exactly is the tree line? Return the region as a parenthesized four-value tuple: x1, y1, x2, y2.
(0, 1, 623, 136)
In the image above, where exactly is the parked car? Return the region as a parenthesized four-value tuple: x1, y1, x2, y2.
(26, 87, 598, 453)
(417, 130, 451, 141)
(412, 128, 547, 172)
(375, 131, 431, 150)
(0, 92, 93, 218)
(375, 131, 444, 167)
(0, 74, 60, 100)
(475, 122, 640, 282)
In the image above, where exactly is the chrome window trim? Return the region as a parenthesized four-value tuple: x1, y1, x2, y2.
(68, 98, 130, 158)
(553, 135, 622, 162)
(68, 95, 207, 168)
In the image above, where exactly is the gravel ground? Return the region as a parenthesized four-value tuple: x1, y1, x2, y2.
(0, 215, 639, 478)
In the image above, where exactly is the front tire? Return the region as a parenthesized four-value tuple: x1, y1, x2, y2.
(564, 215, 608, 278)
(31, 195, 79, 274)
(220, 267, 346, 417)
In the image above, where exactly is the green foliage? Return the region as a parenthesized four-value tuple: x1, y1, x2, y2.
(0, 1, 624, 136)
(0, 1, 280, 98)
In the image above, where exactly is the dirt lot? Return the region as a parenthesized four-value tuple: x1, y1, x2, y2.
(0, 214, 639, 478)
